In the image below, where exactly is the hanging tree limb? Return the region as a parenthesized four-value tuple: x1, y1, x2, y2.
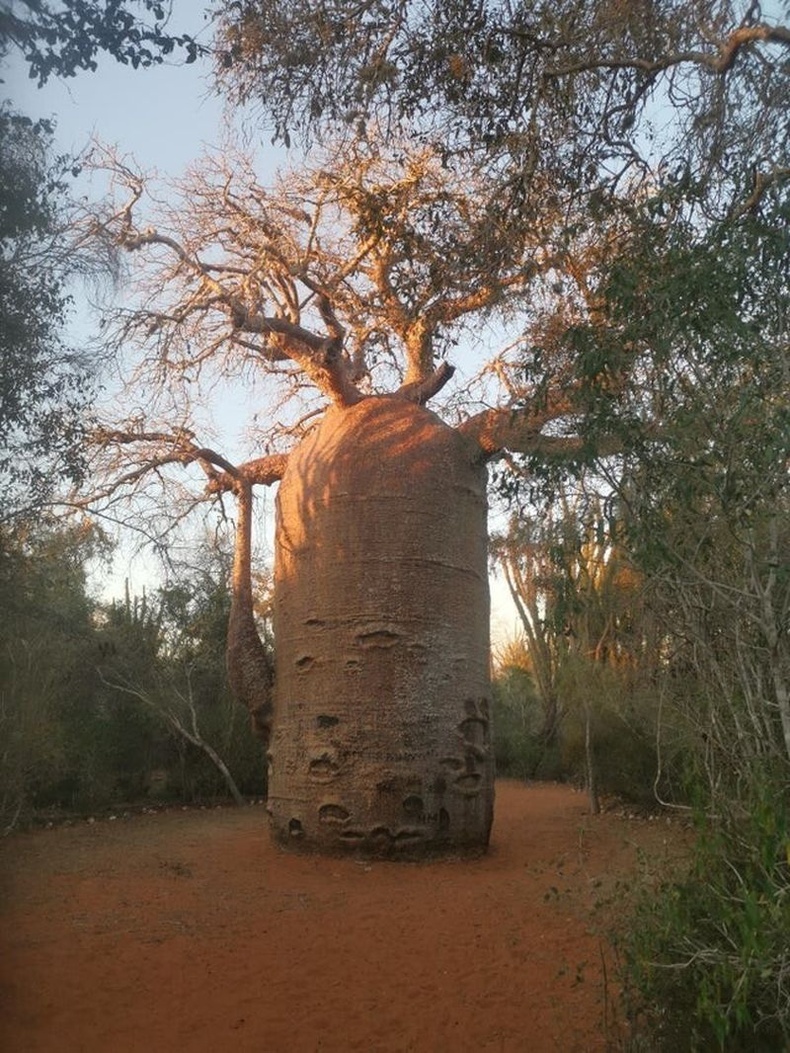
(90, 428, 289, 501)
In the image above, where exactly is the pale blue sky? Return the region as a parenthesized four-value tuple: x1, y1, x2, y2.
(6, 11, 220, 169)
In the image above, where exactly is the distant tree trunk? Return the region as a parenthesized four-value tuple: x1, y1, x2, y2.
(499, 539, 563, 749)
(226, 481, 275, 745)
(268, 397, 495, 856)
(584, 696, 600, 816)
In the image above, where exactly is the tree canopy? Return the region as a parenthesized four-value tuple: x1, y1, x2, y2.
(214, 0, 789, 218)
(0, 107, 98, 517)
(74, 0, 789, 565)
(0, 0, 201, 82)
(83, 136, 603, 512)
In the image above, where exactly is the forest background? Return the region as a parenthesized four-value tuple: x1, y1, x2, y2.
(1, 2, 789, 1048)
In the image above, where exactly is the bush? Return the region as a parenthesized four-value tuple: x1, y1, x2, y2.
(491, 654, 676, 800)
(493, 698, 564, 780)
(620, 773, 790, 1051)
(491, 670, 566, 781)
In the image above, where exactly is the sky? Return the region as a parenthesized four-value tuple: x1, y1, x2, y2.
(7, 11, 224, 172)
(3, 3, 522, 647)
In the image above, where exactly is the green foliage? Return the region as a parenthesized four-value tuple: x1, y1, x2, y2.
(0, 0, 210, 521)
(0, 1, 201, 83)
(491, 663, 564, 781)
(557, 658, 672, 807)
(216, 2, 781, 159)
(96, 551, 268, 805)
(0, 523, 266, 830)
(492, 488, 677, 805)
(555, 168, 790, 1047)
(0, 520, 100, 828)
(621, 778, 790, 1051)
(491, 647, 676, 802)
(608, 198, 789, 779)
(0, 106, 95, 517)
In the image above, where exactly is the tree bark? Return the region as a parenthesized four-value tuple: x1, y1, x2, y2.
(226, 482, 275, 746)
(268, 396, 495, 856)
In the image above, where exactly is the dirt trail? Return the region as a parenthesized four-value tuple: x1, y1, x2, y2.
(0, 781, 683, 1052)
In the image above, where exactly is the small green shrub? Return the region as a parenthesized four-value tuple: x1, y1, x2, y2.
(620, 775, 790, 1051)
(491, 655, 674, 798)
(492, 689, 565, 781)
(561, 704, 660, 806)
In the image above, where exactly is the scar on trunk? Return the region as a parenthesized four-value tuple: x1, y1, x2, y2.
(356, 628, 402, 648)
(308, 752, 342, 780)
(318, 803, 350, 824)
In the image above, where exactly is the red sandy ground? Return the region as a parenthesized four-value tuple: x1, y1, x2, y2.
(0, 781, 686, 1053)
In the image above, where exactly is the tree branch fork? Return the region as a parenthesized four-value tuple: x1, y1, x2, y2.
(82, 148, 624, 514)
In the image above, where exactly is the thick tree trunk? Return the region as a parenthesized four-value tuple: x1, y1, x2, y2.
(268, 396, 495, 856)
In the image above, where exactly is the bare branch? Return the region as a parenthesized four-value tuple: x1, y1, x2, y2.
(394, 361, 456, 405)
(458, 394, 577, 459)
(206, 453, 290, 495)
(121, 227, 362, 407)
(89, 428, 289, 506)
(546, 23, 790, 79)
(98, 670, 247, 806)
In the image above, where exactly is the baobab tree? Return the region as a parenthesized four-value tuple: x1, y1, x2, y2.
(84, 140, 605, 855)
(82, 0, 790, 856)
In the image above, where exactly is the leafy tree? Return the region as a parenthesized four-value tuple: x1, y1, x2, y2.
(0, 0, 208, 511)
(0, 512, 268, 829)
(490, 638, 556, 781)
(0, 0, 201, 82)
(0, 519, 100, 830)
(98, 544, 268, 804)
(550, 114, 790, 1052)
(493, 489, 664, 806)
(562, 182, 790, 776)
(0, 107, 99, 517)
(213, 0, 789, 219)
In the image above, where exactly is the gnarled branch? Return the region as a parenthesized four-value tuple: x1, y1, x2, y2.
(395, 360, 455, 405)
(122, 228, 362, 407)
(458, 394, 576, 459)
(546, 23, 790, 79)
